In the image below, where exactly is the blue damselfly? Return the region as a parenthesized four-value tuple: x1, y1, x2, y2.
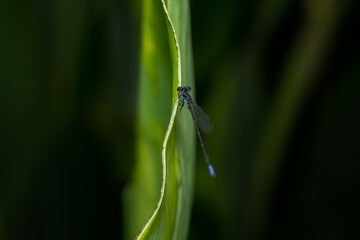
(177, 86, 215, 177)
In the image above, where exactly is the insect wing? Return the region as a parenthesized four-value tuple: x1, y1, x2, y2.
(192, 102, 214, 133)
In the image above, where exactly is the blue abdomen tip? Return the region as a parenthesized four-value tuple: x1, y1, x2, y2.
(208, 165, 215, 177)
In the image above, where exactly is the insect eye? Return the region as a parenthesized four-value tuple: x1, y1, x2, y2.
(177, 87, 181, 91)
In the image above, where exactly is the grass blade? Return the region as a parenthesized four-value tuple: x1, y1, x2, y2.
(123, 0, 195, 239)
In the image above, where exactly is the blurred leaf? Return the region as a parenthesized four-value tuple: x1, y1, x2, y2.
(244, 0, 349, 238)
(123, 0, 196, 239)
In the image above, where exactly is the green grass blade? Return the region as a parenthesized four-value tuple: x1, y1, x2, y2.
(123, 0, 195, 239)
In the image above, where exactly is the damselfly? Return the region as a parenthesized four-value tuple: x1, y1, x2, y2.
(177, 86, 215, 177)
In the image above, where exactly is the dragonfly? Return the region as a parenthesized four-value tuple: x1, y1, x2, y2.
(177, 86, 215, 177)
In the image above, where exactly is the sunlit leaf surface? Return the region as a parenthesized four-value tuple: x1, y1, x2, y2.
(123, 0, 196, 239)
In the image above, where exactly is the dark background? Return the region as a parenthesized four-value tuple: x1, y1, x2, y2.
(0, 0, 359, 239)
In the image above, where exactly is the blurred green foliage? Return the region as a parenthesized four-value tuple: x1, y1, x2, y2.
(0, 0, 360, 240)
(0, 0, 139, 239)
